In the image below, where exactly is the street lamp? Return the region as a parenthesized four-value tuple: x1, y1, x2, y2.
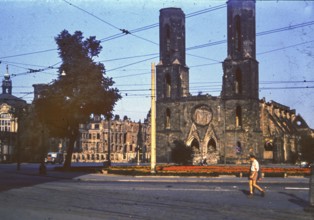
(107, 117, 111, 166)
(136, 145, 140, 166)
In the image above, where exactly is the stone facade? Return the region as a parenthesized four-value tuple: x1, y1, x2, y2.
(74, 116, 151, 163)
(155, 1, 313, 164)
(0, 66, 27, 162)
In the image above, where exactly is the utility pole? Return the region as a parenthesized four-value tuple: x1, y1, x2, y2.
(150, 63, 156, 174)
(107, 117, 111, 166)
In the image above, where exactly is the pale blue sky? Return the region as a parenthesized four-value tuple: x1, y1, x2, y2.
(0, 0, 313, 128)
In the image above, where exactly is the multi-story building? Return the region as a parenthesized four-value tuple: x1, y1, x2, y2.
(0, 66, 27, 162)
(73, 115, 150, 163)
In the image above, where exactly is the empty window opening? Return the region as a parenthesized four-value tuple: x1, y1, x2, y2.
(166, 108, 171, 129)
(207, 138, 217, 153)
(165, 73, 171, 98)
(166, 24, 171, 52)
(234, 15, 242, 52)
(236, 106, 242, 127)
(235, 68, 242, 94)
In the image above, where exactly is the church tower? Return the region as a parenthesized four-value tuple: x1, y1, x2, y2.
(222, 0, 262, 158)
(2, 65, 12, 95)
(222, 0, 258, 100)
(155, 8, 190, 162)
(156, 8, 189, 100)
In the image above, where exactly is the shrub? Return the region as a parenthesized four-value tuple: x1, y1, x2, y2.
(171, 140, 193, 165)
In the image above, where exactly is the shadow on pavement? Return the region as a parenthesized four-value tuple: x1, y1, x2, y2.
(278, 191, 309, 208)
(0, 164, 88, 193)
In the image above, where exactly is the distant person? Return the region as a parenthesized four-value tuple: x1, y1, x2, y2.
(248, 155, 265, 198)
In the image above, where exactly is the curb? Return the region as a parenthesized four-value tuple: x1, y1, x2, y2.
(73, 174, 310, 184)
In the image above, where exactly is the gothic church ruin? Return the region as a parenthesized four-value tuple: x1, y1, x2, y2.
(155, 0, 313, 164)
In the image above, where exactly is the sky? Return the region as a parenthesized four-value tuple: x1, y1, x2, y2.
(0, 0, 313, 128)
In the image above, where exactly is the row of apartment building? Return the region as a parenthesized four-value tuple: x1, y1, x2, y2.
(72, 115, 151, 163)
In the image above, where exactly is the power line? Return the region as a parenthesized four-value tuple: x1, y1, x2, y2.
(114, 72, 150, 79)
(107, 55, 158, 72)
(0, 48, 57, 59)
(98, 53, 158, 62)
(187, 20, 314, 51)
(99, 4, 226, 43)
(62, 0, 121, 31)
(2, 9, 312, 71)
(257, 40, 314, 55)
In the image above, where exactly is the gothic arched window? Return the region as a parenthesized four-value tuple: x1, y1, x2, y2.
(235, 68, 242, 94)
(234, 15, 241, 52)
(165, 73, 171, 98)
(236, 106, 242, 127)
(166, 24, 171, 53)
(166, 108, 171, 129)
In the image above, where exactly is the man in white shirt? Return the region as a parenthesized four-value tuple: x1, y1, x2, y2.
(248, 154, 265, 198)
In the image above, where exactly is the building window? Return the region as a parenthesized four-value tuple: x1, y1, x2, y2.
(264, 141, 273, 151)
(165, 108, 171, 129)
(236, 106, 242, 127)
(207, 138, 216, 153)
(234, 15, 241, 52)
(235, 68, 242, 94)
(236, 141, 242, 154)
(0, 119, 11, 132)
(165, 73, 171, 98)
(166, 24, 171, 52)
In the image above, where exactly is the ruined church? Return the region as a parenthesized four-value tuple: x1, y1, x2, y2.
(155, 0, 313, 164)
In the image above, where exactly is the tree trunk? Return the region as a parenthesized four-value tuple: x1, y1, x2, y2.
(63, 134, 76, 170)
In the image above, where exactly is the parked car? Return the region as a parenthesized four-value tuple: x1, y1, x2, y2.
(45, 152, 64, 164)
(300, 161, 309, 168)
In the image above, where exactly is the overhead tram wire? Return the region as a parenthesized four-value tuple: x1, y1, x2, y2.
(186, 20, 314, 51)
(0, 48, 57, 60)
(3, 4, 312, 70)
(106, 55, 159, 72)
(98, 53, 158, 62)
(14, 79, 314, 100)
(6, 21, 313, 79)
(257, 40, 314, 55)
(108, 35, 314, 77)
(0, 60, 59, 69)
(2, 6, 313, 79)
(116, 80, 314, 95)
(99, 4, 226, 43)
(62, 0, 120, 31)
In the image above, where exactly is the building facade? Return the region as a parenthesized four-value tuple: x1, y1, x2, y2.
(155, 1, 313, 164)
(0, 66, 27, 162)
(73, 115, 151, 163)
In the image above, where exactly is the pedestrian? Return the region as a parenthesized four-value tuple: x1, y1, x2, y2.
(248, 154, 265, 198)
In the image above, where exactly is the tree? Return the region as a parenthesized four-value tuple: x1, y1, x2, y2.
(34, 30, 121, 169)
(171, 140, 193, 165)
(300, 135, 314, 163)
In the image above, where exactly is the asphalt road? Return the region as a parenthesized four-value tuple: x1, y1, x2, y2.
(0, 163, 313, 220)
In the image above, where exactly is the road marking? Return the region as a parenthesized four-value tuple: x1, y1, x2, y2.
(284, 187, 309, 190)
(129, 188, 234, 192)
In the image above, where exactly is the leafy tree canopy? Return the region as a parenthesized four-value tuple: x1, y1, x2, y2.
(34, 30, 121, 168)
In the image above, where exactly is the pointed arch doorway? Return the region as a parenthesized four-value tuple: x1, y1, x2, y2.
(191, 138, 201, 164)
(205, 138, 219, 164)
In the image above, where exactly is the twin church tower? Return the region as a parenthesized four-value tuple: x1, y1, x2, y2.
(155, 0, 263, 164)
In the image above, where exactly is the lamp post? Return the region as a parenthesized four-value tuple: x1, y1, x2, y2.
(10, 107, 24, 171)
(150, 63, 156, 173)
(137, 145, 140, 166)
(107, 117, 111, 166)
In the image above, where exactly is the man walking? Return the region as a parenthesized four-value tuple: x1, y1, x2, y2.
(248, 154, 265, 198)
